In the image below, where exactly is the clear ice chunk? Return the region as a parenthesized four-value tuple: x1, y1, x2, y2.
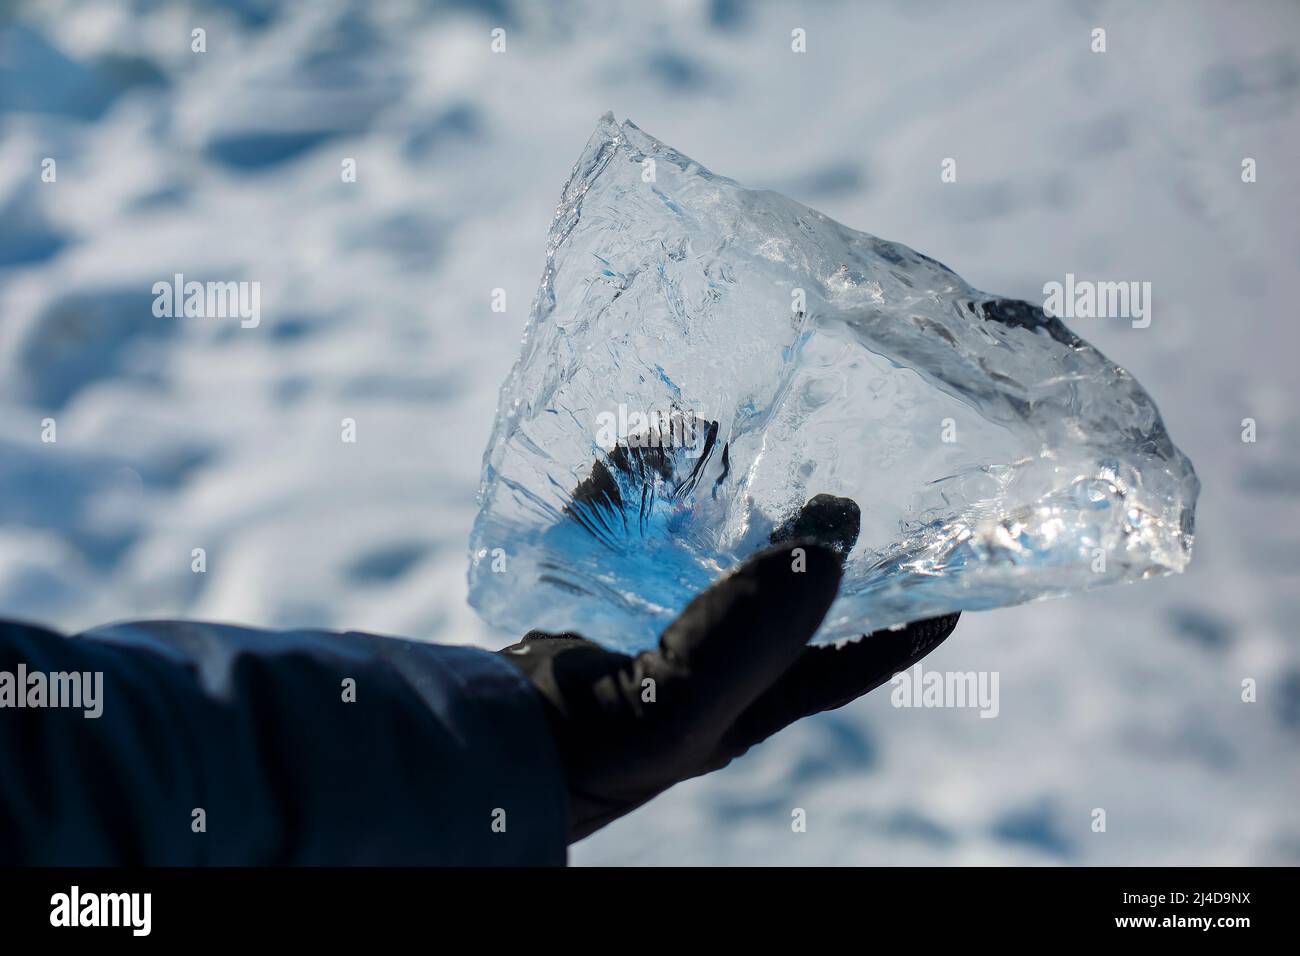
(468, 114, 1199, 650)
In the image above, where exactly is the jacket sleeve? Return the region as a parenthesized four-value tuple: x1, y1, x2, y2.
(0, 617, 568, 865)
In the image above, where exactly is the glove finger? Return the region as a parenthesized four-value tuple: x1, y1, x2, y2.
(655, 541, 841, 736)
(500, 630, 601, 655)
(714, 612, 961, 760)
(769, 493, 861, 558)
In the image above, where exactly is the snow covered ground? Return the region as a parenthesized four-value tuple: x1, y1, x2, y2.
(1, 0, 1297, 864)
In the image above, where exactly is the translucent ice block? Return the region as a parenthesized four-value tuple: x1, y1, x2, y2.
(468, 114, 1199, 650)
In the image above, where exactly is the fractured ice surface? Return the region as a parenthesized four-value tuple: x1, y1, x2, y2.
(468, 114, 1199, 649)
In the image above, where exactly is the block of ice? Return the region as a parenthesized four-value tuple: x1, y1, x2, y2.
(468, 114, 1199, 650)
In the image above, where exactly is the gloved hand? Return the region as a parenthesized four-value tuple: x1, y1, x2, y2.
(499, 492, 960, 843)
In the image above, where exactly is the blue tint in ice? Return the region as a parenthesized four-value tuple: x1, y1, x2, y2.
(468, 115, 1199, 650)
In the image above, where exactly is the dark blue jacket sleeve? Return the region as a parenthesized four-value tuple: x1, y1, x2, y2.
(0, 618, 568, 865)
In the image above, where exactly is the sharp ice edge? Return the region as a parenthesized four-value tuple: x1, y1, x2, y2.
(468, 114, 1200, 651)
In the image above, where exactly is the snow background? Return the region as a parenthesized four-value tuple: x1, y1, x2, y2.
(1, 0, 1297, 864)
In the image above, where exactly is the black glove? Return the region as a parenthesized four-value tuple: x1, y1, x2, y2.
(499, 492, 960, 843)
